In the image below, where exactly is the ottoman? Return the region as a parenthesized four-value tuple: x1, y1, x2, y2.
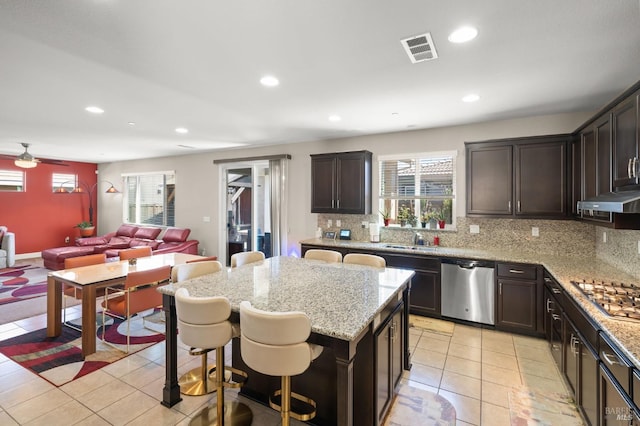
(42, 246, 96, 270)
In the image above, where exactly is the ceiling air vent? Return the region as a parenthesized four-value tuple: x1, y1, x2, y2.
(401, 32, 438, 63)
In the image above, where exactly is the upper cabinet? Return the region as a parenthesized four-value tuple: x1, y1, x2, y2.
(310, 150, 372, 214)
(466, 135, 569, 218)
(612, 92, 639, 188)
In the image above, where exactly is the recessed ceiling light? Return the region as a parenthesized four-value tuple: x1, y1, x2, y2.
(175, 127, 189, 134)
(85, 106, 104, 114)
(128, 122, 136, 126)
(448, 26, 478, 43)
(328, 115, 342, 122)
(260, 75, 279, 87)
(462, 94, 480, 103)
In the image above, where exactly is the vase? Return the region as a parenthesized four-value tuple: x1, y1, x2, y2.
(79, 227, 95, 237)
(421, 222, 426, 228)
(383, 218, 390, 227)
(438, 220, 446, 229)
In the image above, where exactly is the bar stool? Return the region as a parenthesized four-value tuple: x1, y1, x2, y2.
(303, 249, 343, 263)
(230, 251, 265, 268)
(239, 301, 323, 425)
(175, 288, 252, 425)
(343, 253, 386, 267)
(172, 261, 223, 396)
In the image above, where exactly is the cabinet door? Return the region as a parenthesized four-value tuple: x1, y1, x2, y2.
(563, 317, 579, 395)
(571, 138, 582, 216)
(581, 344, 598, 426)
(515, 140, 567, 216)
(409, 270, 441, 317)
(612, 96, 639, 188)
(467, 144, 513, 215)
(600, 365, 635, 425)
(583, 129, 597, 204)
(391, 309, 403, 390)
(375, 319, 391, 424)
(597, 116, 612, 196)
(497, 278, 536, 332)
(311, 156, 336, 212)
(337, 152, 371, 214)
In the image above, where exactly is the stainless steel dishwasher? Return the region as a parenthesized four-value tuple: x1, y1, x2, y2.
(441, 258, 495, 325)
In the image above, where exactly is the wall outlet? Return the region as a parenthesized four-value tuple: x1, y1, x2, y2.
(531, 227, 539, 237)
(603, 231, 607, 243)
(469, 224, 480, 234)
(203, 216, 211, 222)
(362, 221, 368, 228)
(336, 219, 341, 227)
(65, 236, 70, 243)
(327, 219, 332, 228)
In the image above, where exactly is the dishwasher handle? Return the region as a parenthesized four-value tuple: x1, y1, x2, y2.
(441, 258, 495, 269)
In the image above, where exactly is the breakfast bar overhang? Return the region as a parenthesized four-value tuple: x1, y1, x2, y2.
(159, 256, 414, 426)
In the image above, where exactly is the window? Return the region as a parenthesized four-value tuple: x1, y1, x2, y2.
(123, 172, 175, 226)
(0, 170, 25, 192)
(379, 151, 456, 228)
(52, 173, 76, 192)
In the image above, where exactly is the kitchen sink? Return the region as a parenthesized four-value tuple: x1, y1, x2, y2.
(383, 244, 438, 252)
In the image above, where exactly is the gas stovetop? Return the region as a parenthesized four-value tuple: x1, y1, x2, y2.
(571, 279, 640, 321)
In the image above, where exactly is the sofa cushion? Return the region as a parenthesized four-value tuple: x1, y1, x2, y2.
(76, 236, 109, 246)
(134, 227, 162, 240)
(0, 229, 4, 247)
(115, 224, 139, 238)
(128, 239, 161, 250)
(107, 236, 132, 249)
(162, 228, 191, 243)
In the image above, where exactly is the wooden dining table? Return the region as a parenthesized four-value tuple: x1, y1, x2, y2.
(46, 252, 202, 356)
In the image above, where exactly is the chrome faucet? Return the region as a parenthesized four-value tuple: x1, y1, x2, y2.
(413, 232, 424, 245)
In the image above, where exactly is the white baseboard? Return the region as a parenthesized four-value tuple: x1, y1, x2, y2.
(16, 252, 42, 260)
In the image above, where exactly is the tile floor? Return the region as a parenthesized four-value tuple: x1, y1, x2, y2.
(0, 258, 582, 425)
(0, 311, 584, 425)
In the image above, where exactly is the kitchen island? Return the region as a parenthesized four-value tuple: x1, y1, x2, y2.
(158, 255, 414, 426)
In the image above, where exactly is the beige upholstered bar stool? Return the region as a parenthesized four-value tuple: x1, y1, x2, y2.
(175, 288, 252, 425)
(343, 253, 386, 267)
(240, 301, 323, 426)
(230, 250, 265, 268)
(171, 260, 223, 396)
(303, 249, 343, 263)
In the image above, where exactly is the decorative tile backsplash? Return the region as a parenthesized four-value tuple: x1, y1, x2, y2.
(315, 213, 640, 279)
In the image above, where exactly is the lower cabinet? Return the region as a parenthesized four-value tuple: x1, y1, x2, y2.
(581, 342, 599, 426)
(375, 303, 404, 425)
(600, 365, 635, 425)
(382, 254, 441, 317)
(496, 263, 542, 334)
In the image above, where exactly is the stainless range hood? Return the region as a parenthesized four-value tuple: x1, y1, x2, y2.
(578, 190, 640, 213)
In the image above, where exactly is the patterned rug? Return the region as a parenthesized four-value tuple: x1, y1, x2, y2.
(409, 315, 455, 336)
(509, 388, 583, 425)
(0, 311, 165, 386)
(0, 264, 49, 305)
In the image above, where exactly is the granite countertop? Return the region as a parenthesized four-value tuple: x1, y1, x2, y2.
(301, 238, 640, 369)
(160, 256, 414, 342)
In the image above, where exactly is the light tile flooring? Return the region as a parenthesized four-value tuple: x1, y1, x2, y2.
(0, 311, 583, 425)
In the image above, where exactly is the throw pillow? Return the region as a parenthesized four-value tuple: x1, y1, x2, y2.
(0, 230, 4, 248)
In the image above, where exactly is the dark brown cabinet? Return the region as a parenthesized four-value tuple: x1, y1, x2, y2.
(375, 303, 403, 425)
(612, 93, 639, 188)
(383, 254, 441, 317)
(496, 263, 539, 334)
(311, 150, 372, 214)
(466, 135, 569, 218)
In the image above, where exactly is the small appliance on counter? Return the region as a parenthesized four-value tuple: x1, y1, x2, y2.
(369, 223, 380, 242)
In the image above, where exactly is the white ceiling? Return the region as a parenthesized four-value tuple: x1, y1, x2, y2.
(0, 0, 639, 164)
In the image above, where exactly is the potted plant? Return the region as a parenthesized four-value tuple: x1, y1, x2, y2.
(434, 209, 446, 229)
(397, 207, 409, 227)
(379, 209, 391, 227)
(75, 221, 95, 237)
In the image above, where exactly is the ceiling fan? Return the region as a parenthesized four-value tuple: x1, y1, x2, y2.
(0, 143, 68, 168)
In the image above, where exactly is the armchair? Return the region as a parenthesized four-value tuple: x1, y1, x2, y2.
(0, 226, 16, 268)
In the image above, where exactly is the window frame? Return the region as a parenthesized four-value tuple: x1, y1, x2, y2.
(122, 171, 176, 227)
(52, 173, 77, 192)
(378, 150, 457, 230)
(0, 169, 25, 192)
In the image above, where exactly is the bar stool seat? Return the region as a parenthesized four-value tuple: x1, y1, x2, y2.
(240, 301, 323, 425)
(175, 288, 252, 426)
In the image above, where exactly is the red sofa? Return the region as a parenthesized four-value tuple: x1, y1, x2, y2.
(42, 224, 199, 270)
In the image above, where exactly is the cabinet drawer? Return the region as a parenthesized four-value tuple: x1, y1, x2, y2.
(599, 333, 632, 394)
(563, 294, 599, 351)
(497, 263, 537, 280)
(383, 254, 440, 272)
(634, 370, 640, 409)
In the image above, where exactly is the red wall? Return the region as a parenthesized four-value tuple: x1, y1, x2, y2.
(0, 158, 98, 255)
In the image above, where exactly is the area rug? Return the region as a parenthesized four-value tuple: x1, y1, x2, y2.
(509, 388, 582, 425)
(409, 315, 454, 336)
(0, 264, 49, 305)
(0, 312, 165, 387)
(384, 382, 456, 425)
